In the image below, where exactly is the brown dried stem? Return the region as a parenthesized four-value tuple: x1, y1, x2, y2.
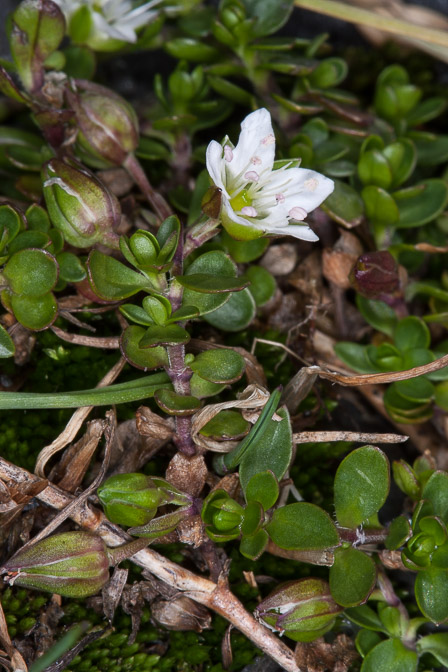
(51, 326, 120, 349)
(293, 430, 408, 444)
(35, 357, 126, 477)
(307, 353, 448, 386)
(0, 457, 300, 672)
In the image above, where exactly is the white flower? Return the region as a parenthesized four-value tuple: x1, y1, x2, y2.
(53, 0, 164, 47)
(206, 108, 334, 242)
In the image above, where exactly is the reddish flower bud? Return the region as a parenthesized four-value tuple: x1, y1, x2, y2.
(2, 532, 110, 598)
(66, 79, 139, 166)
(350, 250, 399, 299)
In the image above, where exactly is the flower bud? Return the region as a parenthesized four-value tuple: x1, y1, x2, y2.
(66, 79, 139, 165)
(151, 596, 211, 632)
(255, 578, 342, 641)
(1, 532, 110, 598)
(349, 251, 399, 299)
(42, 158, 121, 249)
(97, 473, 191, 527)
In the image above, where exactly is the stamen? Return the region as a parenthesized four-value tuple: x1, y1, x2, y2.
(224, 146, 233, 162)
(244, 171, 259, 182)
(251, 156, 262, 165)
(289, 206, 307, 220)
(240, 206, 258, 217)
(275, 193, 285, 203)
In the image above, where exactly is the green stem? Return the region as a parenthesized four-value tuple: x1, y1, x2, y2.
(294, 0, 448, 48)
(0, 372, 171, 409)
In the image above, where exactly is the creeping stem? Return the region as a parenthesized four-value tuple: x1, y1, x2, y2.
(166, 227, 195, 456)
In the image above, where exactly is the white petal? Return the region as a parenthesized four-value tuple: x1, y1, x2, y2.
(206, 140, 228, 195)
(266, 224, 319, 242)
(92, 12, 126, 39)
(227, 108, 275, 186)
(281, 167, 334, 212)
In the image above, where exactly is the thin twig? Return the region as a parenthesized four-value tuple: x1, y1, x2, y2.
(293, 431, 408, 444)
(251, 337, 308, 365)
(294, 0, 448, 47)
(51, 326, 120, 349)
(35, 357, 126, 477)
(307, 352, 448, 386)
(0, 457, 300, 672)
(17, 413, 115, 553)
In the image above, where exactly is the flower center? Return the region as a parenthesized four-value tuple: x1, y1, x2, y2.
(229, 189, 252, 212)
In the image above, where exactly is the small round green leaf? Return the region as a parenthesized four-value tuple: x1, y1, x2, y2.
(176, 273, 248, 294)
(330, 547, 376, 607)
(190, 349, 245, 384)
(334, 343, 379, 374)
(239, 528, 269, 561)
(57, 251, 86, 283)
(120, 325, 168, 371)
(383, 139, 416, 189)
(266, 502, 339, 551)
(422, 471, 448, 523)
(415, 568, 448, 624)
(182, 251, 236, 315)
(243, 266, 276, 307)
(321, 179, 364, 227)
(394, 378, 434, 404)
(417, 632, 448, 667)
(204, 288, 256, 331)
(11, 292, 57, 330)
(358, 149, 392, 190)
(394, 179, 448, 228)
(87, 250, 150, 301)
(0, 203, 23, 242)
(245, 471, 279, 511)
(4, 249, 58, 296)
(361, 638, 418, 672)
(344, 605, 386, 633)
(362, 186, 399, 226)
(139, 324, 190, 348)
(154, 389, 201, 416)
(334, 446, 390, 528)
(355, 630, 382, 658)
(394, 316, 430, 351)
(356, 296, 398, 338)
(241, 500, 264, 537)
(436, 381, 448, 411)
(200, 410, 249, 439)
(189, 373, 226, 399)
